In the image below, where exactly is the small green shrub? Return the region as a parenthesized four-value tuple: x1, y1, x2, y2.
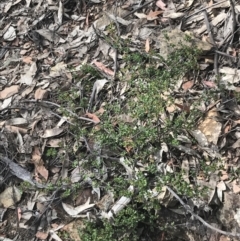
(57, 35, 219, 240)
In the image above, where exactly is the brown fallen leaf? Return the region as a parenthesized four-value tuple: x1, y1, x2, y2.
(35, 231, 48, 240)
(22, 56, 33, 64)
(32, 146, 49, 181)
(17, 207, 21, 222)
(92, 60, 114, 76)
(202, 80, 217, 88)
(62, 220, 84, 241)
(0, 85, 20, 100)
(146, 10, 163, 21)
(175, 103, 190, 113)
(182, 80, 194, 91)
(35, 88, 49, 100)
(156, 0, 167, 10)
(198, 108, 222, 145)
(232, 180, 240, 194)
(85, 112, 100, 123)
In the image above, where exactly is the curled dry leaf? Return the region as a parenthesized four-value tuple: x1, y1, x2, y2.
(0, 186, 22, 208)
(41, 127, 64, 138)
(62, 197, 95, 217)
(85, 112, 100, 123)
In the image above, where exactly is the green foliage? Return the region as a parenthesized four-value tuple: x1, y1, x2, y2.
(80, 205, 159, 241)
(46, 148, 57, 158)
(59, 35, 216, 240)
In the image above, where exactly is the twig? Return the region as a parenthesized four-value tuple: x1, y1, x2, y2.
(203, 10, 219, 76)
(158, 178, 240, 238)
(185, 0, 229, 19)
(203, 11, 216, 47)
(214, 52, 219, 76)
(20, 99, 98, 124)
(123, 0, 155, 18)
(215, 50, 236, 59)
(49, 111, 75, 126)
(113, 48, 118, 81)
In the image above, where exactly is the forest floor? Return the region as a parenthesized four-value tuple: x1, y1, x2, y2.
(1, 0, 240, 240)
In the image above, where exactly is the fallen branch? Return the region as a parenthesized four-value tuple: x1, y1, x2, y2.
(20, 99, 99, 124)
(160, 180, 240, 238)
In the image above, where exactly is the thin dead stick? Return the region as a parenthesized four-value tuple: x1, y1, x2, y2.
(160, 180, 240, 238)
(185, 0, 229, 19)
(203, 10, 219, 75)
(20, 99, 98, 124)
(228, 0, 236, 46)
(203, 11, 216, 47)
(215, 49, 236, 59)
(123, 0, 155, 18)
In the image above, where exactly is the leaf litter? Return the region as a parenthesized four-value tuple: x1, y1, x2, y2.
(1, 0, 240, 240)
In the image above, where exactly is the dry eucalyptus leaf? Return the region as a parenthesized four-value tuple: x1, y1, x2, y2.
(62, 198, 95, 217)
(0, 186, 22, 208)
(50, 62, 67, 77)
(198, 108, 222, 145)
(3, 26, 16, 41)
(182, 80, 194, 91)
(35, 29, 60, 44)
(57, 0, 63, 25)
(35, 88, 49, 100)
(0, 85, 20, 100)
(41, 127, 64, 138)
(19, 62, 37, 85)
(191, 129, 208, 147)
(5, 118, 27, 126)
